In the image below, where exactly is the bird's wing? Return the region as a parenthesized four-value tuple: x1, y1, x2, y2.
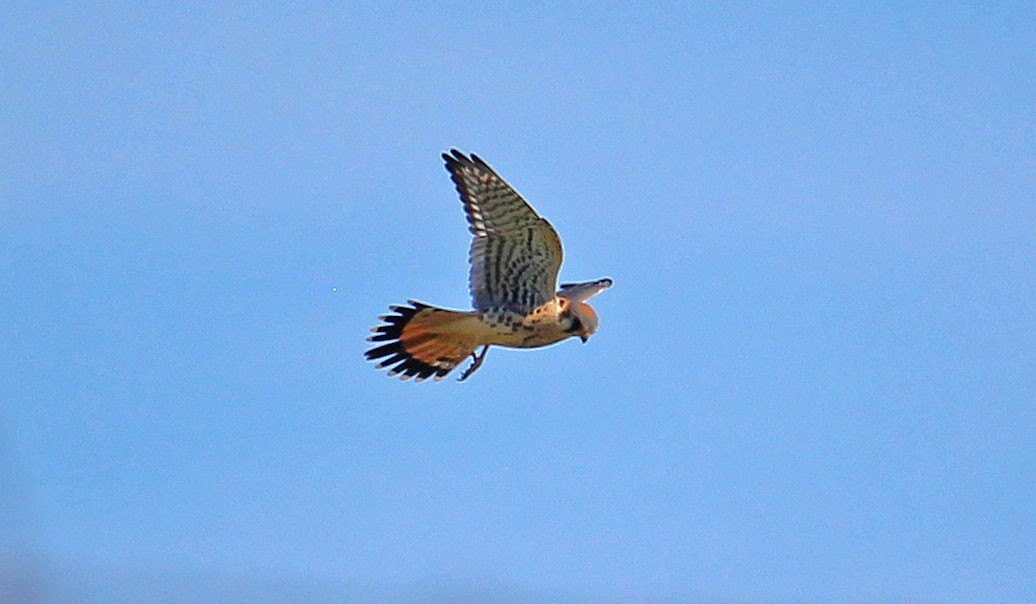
(443, 150, 563, 314)
(557, 278, 614, 302)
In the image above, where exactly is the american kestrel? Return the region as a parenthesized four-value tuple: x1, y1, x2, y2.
(365, 150, 613, 382)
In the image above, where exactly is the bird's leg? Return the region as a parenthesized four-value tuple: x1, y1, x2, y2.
(458, 345, 490, 382)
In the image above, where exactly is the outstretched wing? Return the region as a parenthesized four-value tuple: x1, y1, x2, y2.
(443, 150, 563, 314)
(557, 278, 614, 302)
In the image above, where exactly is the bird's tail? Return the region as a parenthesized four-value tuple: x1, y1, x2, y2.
(365, 301, 485, 382)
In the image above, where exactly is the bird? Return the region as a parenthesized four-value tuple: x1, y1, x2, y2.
(364, 150, 613, 382)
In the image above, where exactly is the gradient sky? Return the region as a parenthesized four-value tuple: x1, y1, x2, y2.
(2, 3, 1034, 603)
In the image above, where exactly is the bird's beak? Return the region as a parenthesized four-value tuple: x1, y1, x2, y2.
(579, 333, 590, 344)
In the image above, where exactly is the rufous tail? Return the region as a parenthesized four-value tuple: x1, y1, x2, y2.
(365, 301, 486, 382)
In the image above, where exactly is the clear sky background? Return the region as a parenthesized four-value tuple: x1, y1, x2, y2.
(2, 3, 1034, 603)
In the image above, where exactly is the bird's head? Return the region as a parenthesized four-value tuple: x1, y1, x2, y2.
(563, 300, 599, 343)
(557, 277, 611, 343)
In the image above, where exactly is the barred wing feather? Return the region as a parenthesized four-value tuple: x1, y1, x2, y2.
(443, 150, 563, 315)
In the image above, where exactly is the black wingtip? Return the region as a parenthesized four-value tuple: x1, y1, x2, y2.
(443, 148, 468, 166)
(443, 149, 500, 182)
(560, 277, 614, 289)
(444, 149, 488, 171)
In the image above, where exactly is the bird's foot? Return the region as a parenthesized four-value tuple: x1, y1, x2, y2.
(458, 345, 490, 382)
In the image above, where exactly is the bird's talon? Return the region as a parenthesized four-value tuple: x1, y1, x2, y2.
(458, 346, 490, 382)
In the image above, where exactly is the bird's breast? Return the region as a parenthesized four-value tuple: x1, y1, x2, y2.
(480, 311, 571, 349)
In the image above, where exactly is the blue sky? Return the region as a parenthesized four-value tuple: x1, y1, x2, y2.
(2, 3, 1034, 603)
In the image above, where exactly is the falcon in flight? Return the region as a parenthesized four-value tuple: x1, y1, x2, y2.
(365, 150, 613, 382)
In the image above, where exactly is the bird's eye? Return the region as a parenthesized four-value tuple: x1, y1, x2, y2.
(569, 317, 584, 333)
